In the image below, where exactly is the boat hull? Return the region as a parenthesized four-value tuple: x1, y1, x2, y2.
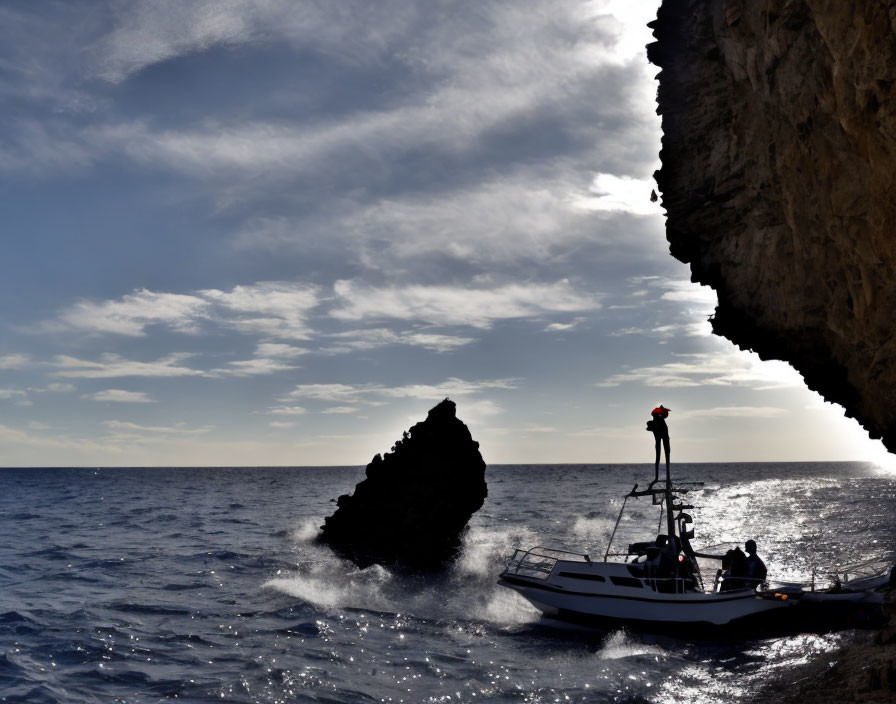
(499, 575, 886, 633)
(498, 574, 787, 627)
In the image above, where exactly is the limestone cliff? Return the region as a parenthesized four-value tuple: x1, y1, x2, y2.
(648, 0, 896, 452)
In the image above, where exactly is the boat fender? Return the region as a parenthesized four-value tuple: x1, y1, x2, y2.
(758, 591, 794, 601)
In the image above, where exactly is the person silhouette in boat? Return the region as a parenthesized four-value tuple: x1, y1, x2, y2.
(720, 545, 749, 591)
(646, 404, 670, 485)
(744, 539, 767, 584)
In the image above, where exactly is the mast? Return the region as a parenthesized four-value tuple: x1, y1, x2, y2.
(665, 461, 676, 546)
(664, 461, 679, 587)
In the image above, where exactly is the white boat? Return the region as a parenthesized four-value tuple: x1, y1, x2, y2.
(498, 467, 888, 632)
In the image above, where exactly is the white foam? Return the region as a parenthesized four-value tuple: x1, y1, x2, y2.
(455, 525, 539, 578)
(597, 629, 666, 660)
(264, 561, 394, 611)
(448, 525, 543, 625)
(267, 522, 542, 626)
(570, 515, 615, 552)
(475, 586, 541, 625)
(291, 519, 322, 543)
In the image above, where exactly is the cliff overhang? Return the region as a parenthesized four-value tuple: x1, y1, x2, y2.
(649, 0, 896, 452)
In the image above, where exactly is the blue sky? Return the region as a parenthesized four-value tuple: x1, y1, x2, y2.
(1, 0, 891, 467)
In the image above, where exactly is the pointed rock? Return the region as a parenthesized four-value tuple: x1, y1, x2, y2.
(318, 398, 487, 569)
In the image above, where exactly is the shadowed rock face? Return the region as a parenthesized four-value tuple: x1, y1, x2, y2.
(319, 398, 487, 569)
(649, 0, 896, 452)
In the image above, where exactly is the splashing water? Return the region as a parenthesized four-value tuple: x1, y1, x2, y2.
(0, 463, 892, 703)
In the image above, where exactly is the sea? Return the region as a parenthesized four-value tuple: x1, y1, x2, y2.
(1, 462, 894, 704)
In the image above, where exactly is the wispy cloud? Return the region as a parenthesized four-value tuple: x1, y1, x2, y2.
(277, 384, 358, 403)
(0, 0, 661, 290)
(610, 322, 710, 339)
(326, 174, 628, 267)
(87, 0, 436, 84)
(0, 354, 31, 370)
(51, 353, 204, 379)
(280, 377, 518, 404)
(676, 406, 788, 419)
(208, 358, 298, 377)
(254, 343, 307, 358)
(0, 389, 27, 400)
(652, 322, 712, 338)
(323, 328, 474, 354)
(80, 0, 633, 178)
(199, 282, 319, 340)
(52, 289, 209, 337)
(376, 378, 518, 399)
(45, 283, 320, 341)
(616, 276, 717, 306)
(596, 352, 804, 390)
(399, 332, 475, 352)
(89, 1, 287, 83)
(267, 406, 308, 416)
(102, 420, 213, 435)
(331, 280, 599, 329)
(41, 280, 597, 357)
(608, 326, 646, 337)
(658, 280, 718, 306)
(84, 0, 647, 99)
(545, 317, 586, 332)
(44, 383, 77, 393)
(84, 389, 156, 403)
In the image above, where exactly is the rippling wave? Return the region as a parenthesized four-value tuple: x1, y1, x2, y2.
(0, 463, 892, 703)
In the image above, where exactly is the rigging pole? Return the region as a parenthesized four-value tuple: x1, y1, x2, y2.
(665, 461, 678, 578)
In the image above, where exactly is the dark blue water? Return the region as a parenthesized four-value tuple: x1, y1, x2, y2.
(1, 463, 893, 703)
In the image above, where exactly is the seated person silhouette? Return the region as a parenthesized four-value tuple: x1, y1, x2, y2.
(720, 546, 749, 591)
(744, 539, 767, 586)
(646, 536, 680, 593)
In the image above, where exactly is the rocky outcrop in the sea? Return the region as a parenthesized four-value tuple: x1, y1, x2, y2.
(648, 1, 896, 452)
(318, 398, 487, 569)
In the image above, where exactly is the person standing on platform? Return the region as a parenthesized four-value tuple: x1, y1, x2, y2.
(647, 404, 670, 484)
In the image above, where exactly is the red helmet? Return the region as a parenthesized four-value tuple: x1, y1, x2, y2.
(651, 405, 669, 418)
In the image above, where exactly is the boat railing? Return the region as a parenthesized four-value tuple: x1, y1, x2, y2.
(822, 555, 894, 587)
(503, 546, 591, 580)
(712, 574, 766, 593)
(641, 577, 700, 594)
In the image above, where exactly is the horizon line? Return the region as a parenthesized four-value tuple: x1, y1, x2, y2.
(0, 459, 883, 470)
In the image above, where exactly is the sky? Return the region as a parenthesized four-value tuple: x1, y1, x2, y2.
(1, 0, 892, 468)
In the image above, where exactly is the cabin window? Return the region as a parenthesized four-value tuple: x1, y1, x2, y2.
(557, 571, 606, 582)
(609, 576, 643, 588)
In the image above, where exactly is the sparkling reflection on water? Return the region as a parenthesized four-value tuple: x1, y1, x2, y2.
(0, 463, 892, 703)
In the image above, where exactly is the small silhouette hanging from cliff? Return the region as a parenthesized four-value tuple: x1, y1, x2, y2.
(645, 404, 670, 484)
